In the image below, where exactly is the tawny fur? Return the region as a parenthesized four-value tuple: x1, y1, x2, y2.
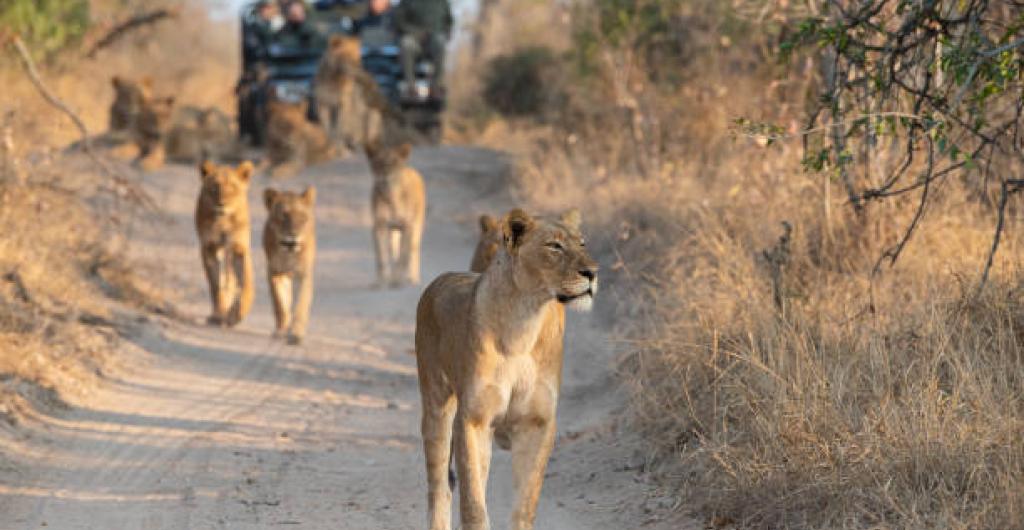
(195, 160, 256, 327)
(109, 75, 152, 134)
(101, 76, 236, 168)
(265, 97, 333, 178)
(469, 214, 502, 273)
(262, 186, 317, 345)
(314, 35, 383, 154)
(164, 106, 235, 164)
(366, 141, 426, 287)
(415, 208, 598, 530)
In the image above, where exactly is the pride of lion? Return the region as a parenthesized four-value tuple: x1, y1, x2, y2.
(103, 31, 595, 530)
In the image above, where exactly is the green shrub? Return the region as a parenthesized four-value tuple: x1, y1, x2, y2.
(482, 46, 563, 119)
(1, 0, 90, 58)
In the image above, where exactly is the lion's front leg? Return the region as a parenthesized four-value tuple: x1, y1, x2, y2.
(225, 244, 252, 327)
(372, 222, 391, 288)
(421, 388, 457, 530)
(235, 244, 255, 325)
(201, 244, 225, 325)
(288, 271, 313, 345)
(268, 272, 292, 338)
(509, 415, 556, 530)
(138, 142, 166, 171)
(455, 409, 495, 530)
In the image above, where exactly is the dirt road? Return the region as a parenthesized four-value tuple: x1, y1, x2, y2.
(0, 147, 672, 529)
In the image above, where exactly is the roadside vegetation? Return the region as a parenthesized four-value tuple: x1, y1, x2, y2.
(454, 1, 1024, 528)
(0, 0, 224, 431)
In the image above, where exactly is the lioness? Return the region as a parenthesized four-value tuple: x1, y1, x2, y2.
(133, 94, 177, 170)
(195, 160, 256, 327)
(263, 186, 317, 345)
(165, 106, 235, 164)
(415, 208, 598, 530)
(265, 96, 333, 177)
(110, 76, 152, 134)
(315, 35, 369, 153)
(365, 141, 426, 287)
(131, 95, 236, 171)
(468, 214, 501, 273)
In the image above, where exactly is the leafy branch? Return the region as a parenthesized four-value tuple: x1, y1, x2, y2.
(777, 0, 1024, 290)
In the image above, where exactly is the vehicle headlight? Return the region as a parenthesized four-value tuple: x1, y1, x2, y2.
(414, 80, 431, 99)
(274, 82, 308, 103)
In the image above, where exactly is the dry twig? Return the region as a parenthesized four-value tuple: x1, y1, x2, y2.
(85, 7, 182, 59)
(7, 36, 157, 211)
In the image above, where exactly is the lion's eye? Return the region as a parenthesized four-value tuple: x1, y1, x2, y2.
(546, 242, 564, 252)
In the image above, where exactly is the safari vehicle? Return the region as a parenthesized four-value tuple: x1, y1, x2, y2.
(237, 1, 358, 146)
(323, 0, 446, 140)
(237, 0, 445, 145)
(361, 37, 445, 142)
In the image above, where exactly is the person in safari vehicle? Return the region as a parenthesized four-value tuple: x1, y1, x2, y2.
(275, 0, 327, 50)
(393, 0, 452, 97)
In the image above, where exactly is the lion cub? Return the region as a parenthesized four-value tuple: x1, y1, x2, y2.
(365, 141, 426, 287)
(415, 208, 598, 530)
(195, 160, 256, 327)
(263, 186, 317, 345)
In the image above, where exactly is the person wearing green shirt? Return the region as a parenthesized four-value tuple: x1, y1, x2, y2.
(394, 0, 452, 96)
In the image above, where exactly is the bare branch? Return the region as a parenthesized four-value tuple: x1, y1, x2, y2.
(8, 36, 157, 211)
(85, 7, 181, 59)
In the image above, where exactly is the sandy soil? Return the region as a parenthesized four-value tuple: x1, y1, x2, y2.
(0, 147, 690, 529)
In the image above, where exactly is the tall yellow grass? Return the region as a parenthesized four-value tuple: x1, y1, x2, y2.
(456, 2, 1024, 527)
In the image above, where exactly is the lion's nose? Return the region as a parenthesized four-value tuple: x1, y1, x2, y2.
(579, 267, 596, 281)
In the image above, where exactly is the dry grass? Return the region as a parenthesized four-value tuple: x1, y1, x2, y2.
(0, 0, 217, 419)
(456, 2, 1024, 528)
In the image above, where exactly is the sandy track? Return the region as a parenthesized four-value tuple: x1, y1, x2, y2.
(0, 147, 679, 529)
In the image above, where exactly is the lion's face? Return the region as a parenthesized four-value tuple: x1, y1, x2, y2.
(326, 34, 362, 64)
(110, 76, 152, 130)
(364, 141, 411, 178)
(111, 76, 152, 105)
(136, 95, 176, 148)
(264, 187, 316, 252)
(199, 160, 253, 215)
(502, 208, 598, 311)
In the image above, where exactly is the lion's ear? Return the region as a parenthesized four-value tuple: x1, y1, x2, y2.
(479, 214, 498, 234)
(503, 208, 534, 249)
(200, 160, 217, 180)
(236, 160, 255, 183)
(560, 208, 581, 230)
(302, 186, 317, 206)
(263, 188, 278, 210)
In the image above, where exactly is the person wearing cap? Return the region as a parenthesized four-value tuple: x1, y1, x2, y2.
(393, 0, 452, 96)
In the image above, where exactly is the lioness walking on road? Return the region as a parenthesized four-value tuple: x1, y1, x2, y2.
(415, 208, 598, 530)
(365, 141, 425, 287)
(315, 34, 384, 154)
(195, 160, 256, 327)
(263, 186, 317, 345)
